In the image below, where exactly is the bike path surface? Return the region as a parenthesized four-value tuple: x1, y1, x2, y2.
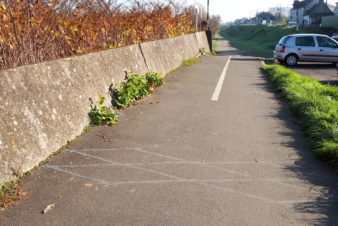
(1, 39, 338, 226)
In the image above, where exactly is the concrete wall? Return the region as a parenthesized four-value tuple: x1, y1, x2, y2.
(141, 33, 200, 75)
(0, 32, 210, 184)
(195, 32, 211, 53)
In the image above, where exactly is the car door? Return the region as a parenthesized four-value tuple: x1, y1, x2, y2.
(294, 36, 318, 61)
(315, 36, 338, 62)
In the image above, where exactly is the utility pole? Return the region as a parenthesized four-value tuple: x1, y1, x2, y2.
(207, 0, 210, 22)
(195, 6, 199, 30)
(279, 4, 282, 24)
(206, 0, 212, 52)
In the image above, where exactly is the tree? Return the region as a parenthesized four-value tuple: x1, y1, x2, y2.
(209, 15, 221, 34)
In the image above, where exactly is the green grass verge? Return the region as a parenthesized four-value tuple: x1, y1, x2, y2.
(181, 57, 200, 66)
(262, 65, 338, 163)
(220, 25, 328, 55)
(212, 40, 216, 52)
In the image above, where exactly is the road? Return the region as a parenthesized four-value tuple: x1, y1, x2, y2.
(1, 39, 338, 226)
(291, 63, 338, 86)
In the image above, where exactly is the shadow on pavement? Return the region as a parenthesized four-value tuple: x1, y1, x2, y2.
(231, 58, 261, 62)
(256, 71, 338, 226)
(275, 110, 338, 226)
(291, 63, 336, 70)
(218, 47, 338, 225)
(320, 80, 338, 86)
(214, 38, 271, 58)
(215, 50, 271, 58)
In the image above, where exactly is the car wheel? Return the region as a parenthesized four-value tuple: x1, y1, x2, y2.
(285, 54, 298, 67)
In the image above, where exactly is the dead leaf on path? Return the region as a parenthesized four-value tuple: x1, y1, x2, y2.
(254, 159, 258, 163)
(18, 192, 29, 197)
(42, 204, 55, 214)
(134, 100, 144, 105)
(97, 133, 112, 142)
(84, 184, 93, 188)
(0, 208, 5, 211)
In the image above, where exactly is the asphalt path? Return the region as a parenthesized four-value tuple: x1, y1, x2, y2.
(1, 40, 338, 225)
(291, 63, 338, 86)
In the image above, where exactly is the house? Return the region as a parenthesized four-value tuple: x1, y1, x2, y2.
(321, 3, 338, 28)
(234, 18, 250, 25)
(255, 12, 276, 25)
(334, 2, 338, 15)
(290, 0, 335, 26)
(268, 7, 291, 18)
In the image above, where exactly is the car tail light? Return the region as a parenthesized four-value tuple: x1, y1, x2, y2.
(280, 45, 286, 53)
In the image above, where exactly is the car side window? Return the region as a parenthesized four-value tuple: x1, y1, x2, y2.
(316, 36, 338, 48)
(295, 37, 315, 47)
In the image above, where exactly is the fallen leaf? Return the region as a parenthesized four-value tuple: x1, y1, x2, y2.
(97, 134, 112, 142)
(84, 184, 93, 188)
(0, 208, 5, 211)
(18, 192, 29, 197)
(254, 159, 258, 163)
(42, 204, 55, 214)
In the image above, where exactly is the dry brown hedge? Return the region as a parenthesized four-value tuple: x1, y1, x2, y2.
(0, 0, 196, 70)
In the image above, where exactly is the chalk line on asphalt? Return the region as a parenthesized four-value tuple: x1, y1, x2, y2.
(43, 147, 330, 205)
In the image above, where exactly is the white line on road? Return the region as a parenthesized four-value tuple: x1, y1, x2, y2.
(211, 56, 232, 101)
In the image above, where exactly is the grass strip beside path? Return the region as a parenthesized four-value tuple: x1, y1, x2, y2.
(262, 65, 338, 164)
(181, 57, 200, 66)
(220, 25, 327, 55)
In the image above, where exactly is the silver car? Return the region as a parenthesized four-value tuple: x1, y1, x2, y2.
(273, 34, 338, 66)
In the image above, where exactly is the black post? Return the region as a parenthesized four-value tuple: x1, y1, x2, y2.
(206, 30, 212, 52)
(206, 0, 212, 52)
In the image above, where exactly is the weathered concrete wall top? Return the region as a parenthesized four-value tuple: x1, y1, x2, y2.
(141, 33, 200, 75)
(195, 32, 211, 52)
(0, 32, 210, 184)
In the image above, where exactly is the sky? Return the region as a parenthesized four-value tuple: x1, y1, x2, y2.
(187, 0, 338, 23)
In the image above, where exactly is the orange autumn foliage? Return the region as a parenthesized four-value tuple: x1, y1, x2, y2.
(0, 0, 196, 70)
